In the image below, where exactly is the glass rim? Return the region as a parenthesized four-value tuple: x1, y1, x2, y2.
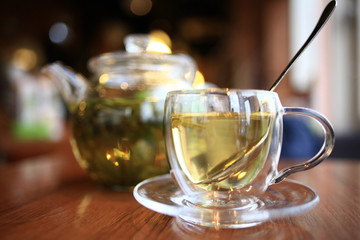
(166, 88, 279, 97)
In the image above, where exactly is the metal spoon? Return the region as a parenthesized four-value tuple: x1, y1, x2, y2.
(269, 0, 337, 92)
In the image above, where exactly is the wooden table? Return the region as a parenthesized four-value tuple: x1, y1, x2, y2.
(0, 151, 359, 240)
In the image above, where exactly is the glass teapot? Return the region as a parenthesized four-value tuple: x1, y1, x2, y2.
(42, 34, 197, 189)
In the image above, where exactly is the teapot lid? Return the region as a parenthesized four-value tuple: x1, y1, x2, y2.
(88, 34, 197, 85)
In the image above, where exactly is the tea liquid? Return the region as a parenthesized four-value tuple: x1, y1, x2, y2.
(71, 97, 168, 188)
(171, 112, 274, 190)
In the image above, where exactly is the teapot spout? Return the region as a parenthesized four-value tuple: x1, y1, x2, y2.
(41, 62, 88, 112)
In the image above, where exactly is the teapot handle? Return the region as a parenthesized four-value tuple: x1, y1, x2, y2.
(41, 62, 88, 112)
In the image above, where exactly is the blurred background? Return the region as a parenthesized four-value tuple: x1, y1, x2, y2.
(0, 0, 359, 161)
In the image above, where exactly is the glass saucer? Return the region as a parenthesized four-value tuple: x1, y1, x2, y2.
(133, 174, 319, 228)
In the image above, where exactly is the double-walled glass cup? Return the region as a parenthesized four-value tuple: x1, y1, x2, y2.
(163, 89, 334, 227)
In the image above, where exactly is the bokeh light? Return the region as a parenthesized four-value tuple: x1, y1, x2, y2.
(146, 30, 172, 53)
(130, 0, 152, 16)
(12, 48, 38, 71)
(49, 22, 69, 44)
(193, 71, 205, 89)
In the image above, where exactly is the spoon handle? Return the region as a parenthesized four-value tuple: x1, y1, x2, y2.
(269, 0, 337, 92)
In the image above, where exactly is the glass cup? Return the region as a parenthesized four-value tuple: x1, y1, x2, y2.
(163, 89, 335, 227)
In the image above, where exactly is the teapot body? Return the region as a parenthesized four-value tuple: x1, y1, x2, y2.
(67, 36, 196, 188)
(71, 91, 167, 188)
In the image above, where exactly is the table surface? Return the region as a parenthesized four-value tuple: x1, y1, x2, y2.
(0, 149, 359, 240)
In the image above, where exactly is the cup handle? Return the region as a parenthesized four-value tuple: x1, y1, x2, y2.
(273, 107, 335, 184)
